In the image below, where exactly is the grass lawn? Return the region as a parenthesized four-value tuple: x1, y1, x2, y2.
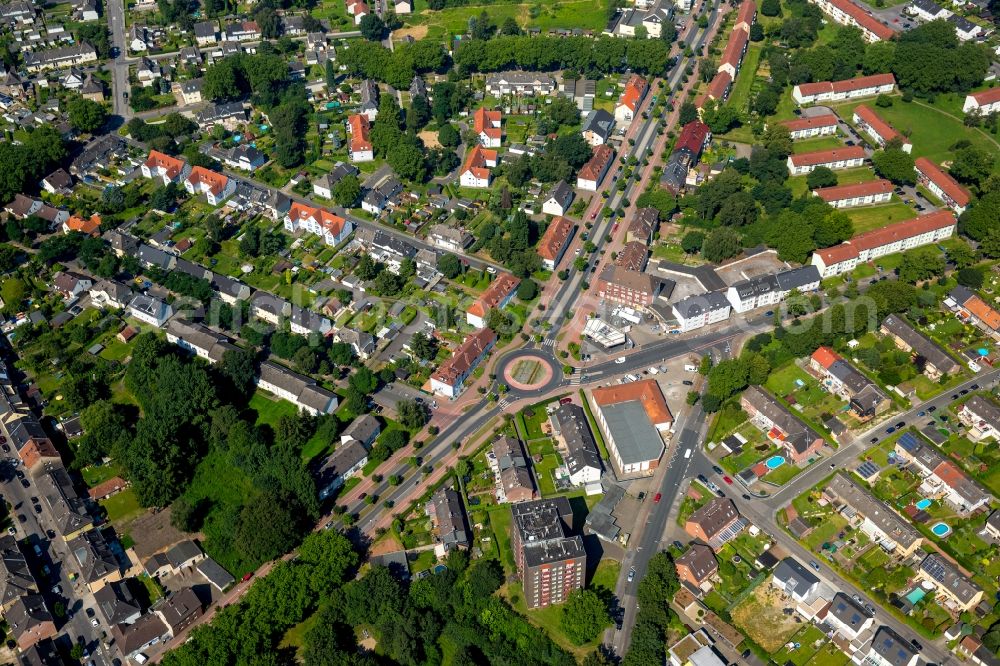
(771, 625, 827, 665)
(81, 463, 123, 488)
(788, 166, 875, 197)
(831, 96, 1000, 172)
(100, 488, 145, 524)
(398, 0, 608, 39)
(249, 390, 298, 428)
(845, 200, 920, 234)
(727, 43, 764, 113)
(793, 136, 849, 154)
(527, 438, 561, 496)
(488, 506, 516, 575)
(590, 558, 620, 591)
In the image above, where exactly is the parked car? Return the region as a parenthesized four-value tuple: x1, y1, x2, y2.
(653, 493, 662, 503)
(627, 568, 635, 583)
(712, 465, 723, 475)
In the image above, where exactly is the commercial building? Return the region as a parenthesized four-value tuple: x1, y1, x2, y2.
(781, 114, 839, 139)
(914, 157, 970, 215)
(812, 180, 893, 209)
(806, 0, 894, 41)
(824, 474, 923, 556)
(671, 291, 732, 332)
(537, 216, 575, 270)
(590, 380, 671, 477)
(787, 146, 866, 175)
(550, 403, 602, 486)
(597, 265, 672, 308)
(725, 265, 821, 313)
(853, 105, 911, 152)
(809, 347, 889, 418)
(792, 73, 896, 106)
(466, 272, 520, 328)
(510, 498, 586, 609)
(740, 386, 824, 464)
(684, 497, 747, 550)
(879, 314, 960, 380)
(811, 211, 956, 278)
(430, 328, 497, 398)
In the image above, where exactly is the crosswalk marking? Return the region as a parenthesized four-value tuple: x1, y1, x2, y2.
(496, 398, 510, 410)
(541, 339, 556, 347)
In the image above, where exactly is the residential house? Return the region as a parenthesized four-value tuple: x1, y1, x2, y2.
(40, 169, 72, 195)
(347, 114, 374, 162)
(560, 77, 596, 111)
(614, 74, 648, 126)
(958, 394, 1000, 441)
(473, 106, 502, 148)
(684, 497, 747, 550)
(430, 328, 497, 398)
(856, 626, 919, 666)
(316, 440, 368, 499)
(257, 361, 339, 416)
(550, 403, 602, 486)
(68, 529, 122, 593)
(626, 207, 658, 243)
(51, 271, 92, 300)
(740, 385, 825, 464)
(697, 71, 733, 108)
(336, 327, 376, 359)
(581, 109, 614, 147)
(0, 535, 36, 613)
(491, 435, 537, 503)
(577, 144, 614, 191)
(725, 265, 820, 313)
(879, 314, 960, 380)
(541, 181, 575, 216)
(787, 146, 866, 175)
(24, 43, 97, 72)
(312, 162, 359, 200)
(914, 157, 970, 214)
(949, 285, 1000, 339)
(195, 101, 246, 131)
(128, 294, 172, 327)
(671, 291, 732, 332)
(606, 1, 674, 38)
(142, 150, 190, 185)
(590, 380, 672, 477)
(467, 272, 520, 328)
(194, 21, 217, 45)
(964, 87, 1000, 115)
(137, 243, 176, 271)
(675, 543, 718, 591)
(537, 216, 575, 270)
(222, 20, 260, 41)
(894, 432, 991, 515)
(284, 201, 353, 246)
(428, 224, 472, 252)
(154, 587, 203, 636)
(615, 241, 648, 272)
(812, 211, 957, 277)
(359, 79, 379, 120)
(459, 145, 498, 188)
(35, 463, 92, 539)
(6, 595, 55, 650)
(907, 0, 951, 21)
(781, 113, 840, 139)
(949, 14, 981, 40)
(166, 319, 237, 364)
(94, 580, 142, 627)
(184, 166, 235, 205)
(717, 28, 749, 79)
(813, 180, 893, 208)
(289, 304, 332, 336)
(662, 120, 712, 193)
(792, 73, 896, 105)
(821, 592, 874, 641)
(809, 346, 889, 418)
(772, 557, 820, 603)
(426, 487, 471, 553)
(222, 145, 266, 172)
(484, 71, 556, 96)
(62, 213, 101, 236)
(825, 474, 923, 556)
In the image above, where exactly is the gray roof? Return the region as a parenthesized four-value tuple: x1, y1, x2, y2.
(129, 294, 170, 321)
(963, 395, 1000, 430)
(193, 20, 216, 38)
(6, 594, 53, 642)
(36, 464, 91, 537)
(948, 13, 977, 31)
(359, 79, 379, 111)
(673, 291, 730, 318)
(552, 404, 602, 476)
(826, 474, 922, 549)
(742, 386, 823, 455)
(581, 109, 614, 142)
(342, 414, 380, 446)
(196, 557, 235, 591)
(776, 265, 820, 290)
(910, 0, 945, 13)
(0, 535, 36, 607)
(251, 291, 289, 318)
(137, 243, 174, 270)
(165, 539, 202, 569)
(68, 529, 119, 584)
(773, 557, 819, 595)
(316, 440, 368, 490)
(881, 314, 960, 375)
(428, 487, 470, 547)
(196, 101, 246, 125)
(154, 587, 201, 631)
(94, 580, 141, 625)
(173, 258, 211, 281)
(598, 400, 664, 465)
(869, 626, 919, 665)
(919, 552, 981, 605)
(826, 591, 871, 631)
(545, 180, 574, 207)
(210, 273, 250, 300)
(511, 498, 584, 567)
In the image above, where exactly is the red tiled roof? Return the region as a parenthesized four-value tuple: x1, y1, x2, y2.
(815, 210, 956, 265)
(720, 29, 748, 69)
(854, 104, 906, 145)
(736, 0, 757, 27)
(473, 106, 502, 140)
(705, 71, 732, 101)
(826, 0, 895, 39)
(963, 295, 1000, 331)
(186, 166, 229, 195)
(348, 114, 372, 153)
(592, 379, 673, 425)
(145, 150, 185, 179)
(789, 145, 865, 167)
(88, 476, 128, 500)
(797, 73, 896, 98)
(812, 179, 893, 202)
(467, 272, 520, 319)
(618, 74, 648, 113)
(462, 144, 497, 180)
(287, 201, 348, 237)
(537, 216, 574, 261)
(970, 87, 1000, 106)
(578, 144, 614, 182)
(431, 328, 496, 385)
(915, 157, 971, 207)
(781, 114, 838, 132)
(811, 346, 841, 370)
(675, 120, 711, 155)
(932, 461, 968, 491)
(65, 213, 101, 235)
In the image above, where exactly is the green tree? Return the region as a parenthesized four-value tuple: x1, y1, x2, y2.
(332, 173, 361, 207)
(871, 146, 916, 185)
(438, 122, 460, 148)
(680, 231, 705, 254)
(898, 246, 945, 283)
(560, 590, 610, 645)
(438, 253, 462, 279)
(359, 13, 386, 41)
(67, 96, 108, 133)
(701, 227, 741, 263)
(806, 166, 837, 189)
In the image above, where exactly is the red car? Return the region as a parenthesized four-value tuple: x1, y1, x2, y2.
(559, 397, 573, 405)
(612, 223, 619, 233)
(653, 493, 662, 503)
(723, 476, 733, 485)
(590, 211, 598, 220)
(241, 572, 254, 583)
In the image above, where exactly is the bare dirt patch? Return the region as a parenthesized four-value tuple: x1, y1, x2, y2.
(730, 583, 804, 653)
(393, 25, 428, 40)
(418, 129, 441, 149)
(369, 532, 404, 556)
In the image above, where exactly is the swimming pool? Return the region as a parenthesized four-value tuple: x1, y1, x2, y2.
(931, 522, 952, 537)
(915, 498, 932, 510)
(905, 587, 927, 605)
(765, 455, 786, 470)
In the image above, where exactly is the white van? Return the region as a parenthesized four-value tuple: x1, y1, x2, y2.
(647, 367, 659, 375)
(133, 655, 149, 665)
(683, 364, 698, 373)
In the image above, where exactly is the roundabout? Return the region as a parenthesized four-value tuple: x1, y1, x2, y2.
(494, 346, 564, 396)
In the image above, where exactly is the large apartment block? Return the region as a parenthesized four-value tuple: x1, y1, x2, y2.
(914, 157, 971, 215)
(806, 0, 894, 41)
(792, 73, 895, 106)
(510, 498, 586, 609)
(787, 146, 866, 175)
(811, 211, 956, 278)
(812, 180, 893, 209)
(725, 265, 820, 313)
(781, 113, 839, 139)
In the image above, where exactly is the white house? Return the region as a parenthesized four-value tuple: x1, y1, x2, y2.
(284, 201, 353, 246)
(459, 145, 498, 188)
(541, 181, 574, 216)
(792, 73, 896, 105)
(430, 328, 496, 398)
(184, 166, 234, 205)
(128, 294, 172, 327)
(964, 87, 1000, 115)
(726, 266, 820, 313)
(671, 291, 732, 332)
(787, 146, 866, 175)
(812, 179, 893, 209)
